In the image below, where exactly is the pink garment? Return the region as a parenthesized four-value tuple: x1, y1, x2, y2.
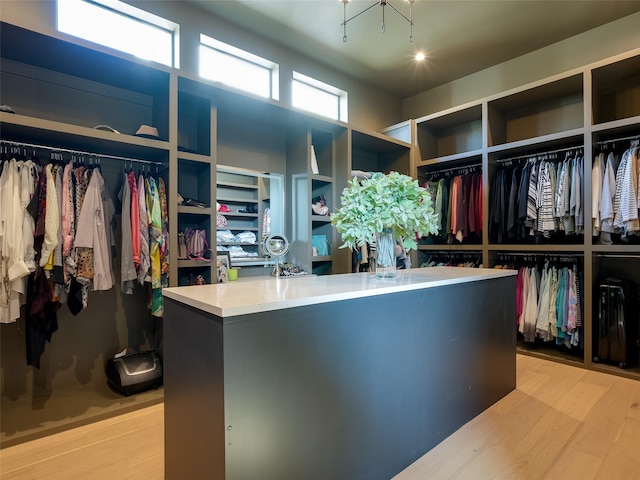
(451, 176, 465, 241)
(128, 171, 141, 266)
(450, 176, 459, 234)
(137, 173, 150, 285)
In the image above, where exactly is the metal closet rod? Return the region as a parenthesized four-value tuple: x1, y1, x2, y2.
(426, 251, 481, 256)
(595, 253, 640, 259)
(496, 144, 583, 164)
(424, 162, 482, 175)
(0, 140, 165, 166)
(495, 251, 584, 257)
(596, 135, 639, 146)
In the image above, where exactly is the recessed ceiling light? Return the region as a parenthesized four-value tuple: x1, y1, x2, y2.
(415, 52, 426, 61)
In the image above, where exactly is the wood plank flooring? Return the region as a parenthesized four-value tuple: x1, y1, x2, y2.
(1, 354, 639, 480)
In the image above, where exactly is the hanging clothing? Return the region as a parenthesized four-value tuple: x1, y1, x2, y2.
(26, 166, 61, 367)
(424, 171, 481, 244)
(0, 149, 168, 366)
(74, 168, 113, 291)
(0, 159, 34, 323)
(613, 147, 639, 237)
(120, 173, 136, 294)
(497, 259, 582, 348)
(147, 176, 163, 317)
(592, 153, 605, 235)
(490, 152, 583, 243)
(137, 173, 150, 285)
(39, 164, 59, 268)
(128, 171, 141, 268)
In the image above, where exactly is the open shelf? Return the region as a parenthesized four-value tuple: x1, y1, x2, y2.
(488, 74, 584, 147)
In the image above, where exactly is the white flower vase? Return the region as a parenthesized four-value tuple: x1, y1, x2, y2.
(375, 228, 396, 278)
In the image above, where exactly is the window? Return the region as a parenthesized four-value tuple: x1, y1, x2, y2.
(292, 72, 348, 122)
(199, 35, 279, 100)
(57, 0, 179, 68)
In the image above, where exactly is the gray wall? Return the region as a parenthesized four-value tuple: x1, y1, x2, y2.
(402, 11, 640, 119)
(3, 2, 639, 127)
(0, 0, 403, 132)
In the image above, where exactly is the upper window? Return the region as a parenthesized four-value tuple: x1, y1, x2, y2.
(292, 72, 348, 122)
(199, 35, 279, 100)
(57, 0, 179, 68)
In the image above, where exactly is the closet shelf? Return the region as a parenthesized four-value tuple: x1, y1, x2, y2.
(418, 245, 483, 252)
(216, 227, 259, 232)
(0, 112, 170, 161)
(216, 196, 259, 204)
(487, 244, 587, 252)
(311, 174, 333, 184)
(311, 215, 332, 223)
(177, 206, 212, 215)
(217, 242, 258, 246)
(487, 129, 585, 156)
(591, 244, 640, 254)
(217, 212, 258, 218)
(418, 150, 483, 166)
(351, 126, 413, 151)
(312, 255, 333, 262)
(590, 115, 640, 133)
(178, 151, 212, 164)
(178, 259, 214, 268)
(217, 181, 259, 190)
(231, 258, 273, 267)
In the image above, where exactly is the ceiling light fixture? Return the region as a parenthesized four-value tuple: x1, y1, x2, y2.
(341, 0, 415, 43)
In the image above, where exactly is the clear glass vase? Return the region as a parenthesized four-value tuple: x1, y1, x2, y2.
(375, 228, 396, 278)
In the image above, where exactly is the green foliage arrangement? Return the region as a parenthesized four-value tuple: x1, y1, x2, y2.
(330, 171, 439, 251)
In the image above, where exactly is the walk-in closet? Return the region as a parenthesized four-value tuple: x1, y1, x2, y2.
(1, 0, 639, 469)
(411, 48, 640, 382)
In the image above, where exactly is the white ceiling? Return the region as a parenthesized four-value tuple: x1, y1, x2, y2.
(188, 1, 640, 99)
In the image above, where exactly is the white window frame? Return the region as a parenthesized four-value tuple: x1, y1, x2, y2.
(292, 72, 348, 123)
(199, 34, 279, 101)
(57, 0, 179, 68)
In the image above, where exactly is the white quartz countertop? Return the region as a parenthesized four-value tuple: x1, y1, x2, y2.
(163, 267, 516, 318)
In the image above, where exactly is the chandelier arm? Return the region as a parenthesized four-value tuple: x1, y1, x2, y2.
(410, 0, 413, 42)
(341, 1, 379, 26)
(385, 1, 412, 24)
(341, 0, 415, 43)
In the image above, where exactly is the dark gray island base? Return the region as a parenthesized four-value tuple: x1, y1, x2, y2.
(163, 268, 516, 479)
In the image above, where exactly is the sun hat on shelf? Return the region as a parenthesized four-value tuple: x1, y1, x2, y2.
(134, 124, 163, 140)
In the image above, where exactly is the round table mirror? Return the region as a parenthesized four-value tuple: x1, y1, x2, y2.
(263, 234, 289, 278)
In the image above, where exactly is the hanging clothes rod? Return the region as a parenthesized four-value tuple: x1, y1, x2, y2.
(496, 144, 583, 164)
(426, 250, 482, 255)
(495, 251, 584, 257)
(424, 162, 482, 175)
(0, 140, 165, 166)
(596, 135, 639, 145)
(594, 253, 640, 259)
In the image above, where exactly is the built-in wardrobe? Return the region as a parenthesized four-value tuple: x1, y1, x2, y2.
(0, 20, 409, 446)
(405, 48, 640, 382)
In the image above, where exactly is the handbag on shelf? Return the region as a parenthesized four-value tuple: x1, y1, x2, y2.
(184, 228, 212, 262)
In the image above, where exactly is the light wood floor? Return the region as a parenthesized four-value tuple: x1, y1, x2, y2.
(1, 354, 639, 480)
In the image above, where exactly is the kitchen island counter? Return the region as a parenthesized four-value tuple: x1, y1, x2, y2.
(163, 267, 517, 480)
